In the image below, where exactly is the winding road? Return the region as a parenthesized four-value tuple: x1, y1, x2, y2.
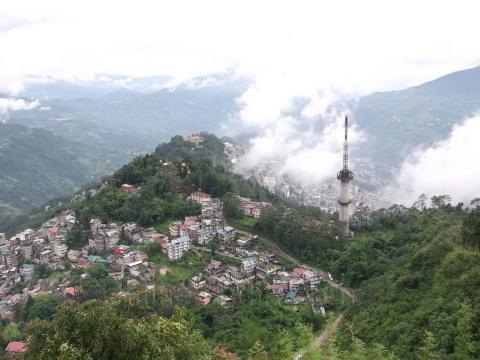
(235, 229, 356, 358)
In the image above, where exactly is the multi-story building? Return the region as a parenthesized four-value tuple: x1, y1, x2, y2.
(304, 270, 322, 290)
(19, 264, 35, 280)
(167, 236, 191, 261)
(53, 236, 68, 258)
(190, 275, 206, 289)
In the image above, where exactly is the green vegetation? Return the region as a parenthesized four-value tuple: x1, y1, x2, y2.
(24, 297, 209, 360)
(253, 205, 345, 269)
(21, 288, 333, 360)
(193, 295, 316, 359)
(223, 192, 244, 219)
(328, 204, 480, 359)
(0, 123, 128, 227)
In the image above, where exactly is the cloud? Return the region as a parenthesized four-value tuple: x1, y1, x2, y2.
(390, 114, 480, 205)
(235, 111, 364, 187)
(0, 98, 41, 122)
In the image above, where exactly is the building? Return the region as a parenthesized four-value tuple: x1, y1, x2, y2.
(304, 270, 322, 290)
(241, 256, 256, 273)
(184, 134, 205, 145)
(120, 184, 137, 194)
(239, 197, 271, 218)
(67, 249, 80, 262)
(5, 341, 26, 353)
(195, 291, 213, 306)
(213, 295, 232, 307)
(19, 264, 35, 280)
(267, 283, 289, 296)
(256, 262, 281, 280)
(167, 236, 191, 261)
(52, 236, 68, 258)
(190, 275, 206, 289)
(190, 191, 211, 204)
(336, 116, 354, 235)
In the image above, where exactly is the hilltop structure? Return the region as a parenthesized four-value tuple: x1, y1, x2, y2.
(337, 116, 354, 235)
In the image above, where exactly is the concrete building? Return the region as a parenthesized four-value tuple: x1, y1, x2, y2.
(167, 236, 191, 261)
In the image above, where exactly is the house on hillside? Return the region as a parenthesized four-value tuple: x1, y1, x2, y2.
(120, 184, 137, 194)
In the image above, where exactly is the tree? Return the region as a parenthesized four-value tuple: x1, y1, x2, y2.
(248, 341, 269, 360)
(431, 195, 451, 209)
(24, 294, 60, 322)
(470, 197, 480, 208)
(66, 226, 89, 250)
(223, 193, 243, 219)
(412, 194, 427, 210)
(454, 303, 475, 360)
(417, 331, 440, 360)
(211, 346, 240, 360)
(24, 300, 209, 360)
(462, 208, 480, 249)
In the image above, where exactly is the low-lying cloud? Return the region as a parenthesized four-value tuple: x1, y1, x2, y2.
(0, 98, 41, 122)
(391, 114, 480, 206)
(235, 109, 364, 187)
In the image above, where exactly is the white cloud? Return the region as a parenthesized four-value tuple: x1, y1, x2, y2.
(390, 114, 480, 205)
(236, 113, 364, 186)
(0, 98, 41, 122)
(2, 0, 480, 205)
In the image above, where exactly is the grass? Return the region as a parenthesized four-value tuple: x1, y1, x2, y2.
(154, 218, 175, 235)
(275, 255, 296, 271)
(215, 254, 241, 267)
(45, 271, 65, 284)
(153, 250, 211, 286)
(227, 217, 257, 232)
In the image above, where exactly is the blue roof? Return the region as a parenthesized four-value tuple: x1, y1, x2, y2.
(286, 291, 297, 299)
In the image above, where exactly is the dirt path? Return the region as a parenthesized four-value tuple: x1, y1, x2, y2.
(314, 313, 344, 347)
(234, 229, 356, 358)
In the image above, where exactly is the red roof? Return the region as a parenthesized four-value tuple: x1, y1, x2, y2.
(5, 341, 26, 352)
(64, 287, 77, 297)
(114, 247, 124, 255)
(293, 268, 306, 276)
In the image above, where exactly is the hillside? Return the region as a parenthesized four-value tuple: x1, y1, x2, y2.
(2, 134, 480, 358)
(353, 65, 480, 174)
(247, 202, 480, 359)
(0, 123, 128, 224)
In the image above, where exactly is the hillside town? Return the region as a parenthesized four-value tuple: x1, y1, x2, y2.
(0, 188, 332, 354)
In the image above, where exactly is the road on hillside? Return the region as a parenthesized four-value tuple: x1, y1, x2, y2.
(237, 229, 355, 301)
(234, 228, 356, 358)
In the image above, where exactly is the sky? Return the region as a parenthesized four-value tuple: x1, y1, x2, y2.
(2, 0, 480, 205)
(1, 0, 480, 94)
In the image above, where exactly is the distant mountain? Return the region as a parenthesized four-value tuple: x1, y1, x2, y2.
(9, 74, 250, 142)
(5, 65, 480, 220)
(0, 123, 130, 223)
(353, 65, 480, 175)
(1, 74, 250, 222)
(21, 74, 173, 100)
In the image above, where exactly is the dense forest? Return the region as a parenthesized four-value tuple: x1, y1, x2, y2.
(241, 200, 480, 359)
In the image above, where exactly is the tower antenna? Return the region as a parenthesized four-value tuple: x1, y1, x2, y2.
(337, 115, 354, 236)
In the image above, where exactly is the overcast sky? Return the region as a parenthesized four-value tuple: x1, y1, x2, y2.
(1, 0, 480, 95)
(2, 0, 480, 205)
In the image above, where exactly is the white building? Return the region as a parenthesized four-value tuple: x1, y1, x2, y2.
(167, 236, 191, 261)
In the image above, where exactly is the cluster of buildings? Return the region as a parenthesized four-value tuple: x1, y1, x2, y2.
(238, 197, 271, 218)
(183, 133, 205, 145)
(163, 191, 224, 260)
(189, 250, 276, 307)
(266, 267, 324, 305)
(88, 219, 167, 253)
(0, 211, 77, 297)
